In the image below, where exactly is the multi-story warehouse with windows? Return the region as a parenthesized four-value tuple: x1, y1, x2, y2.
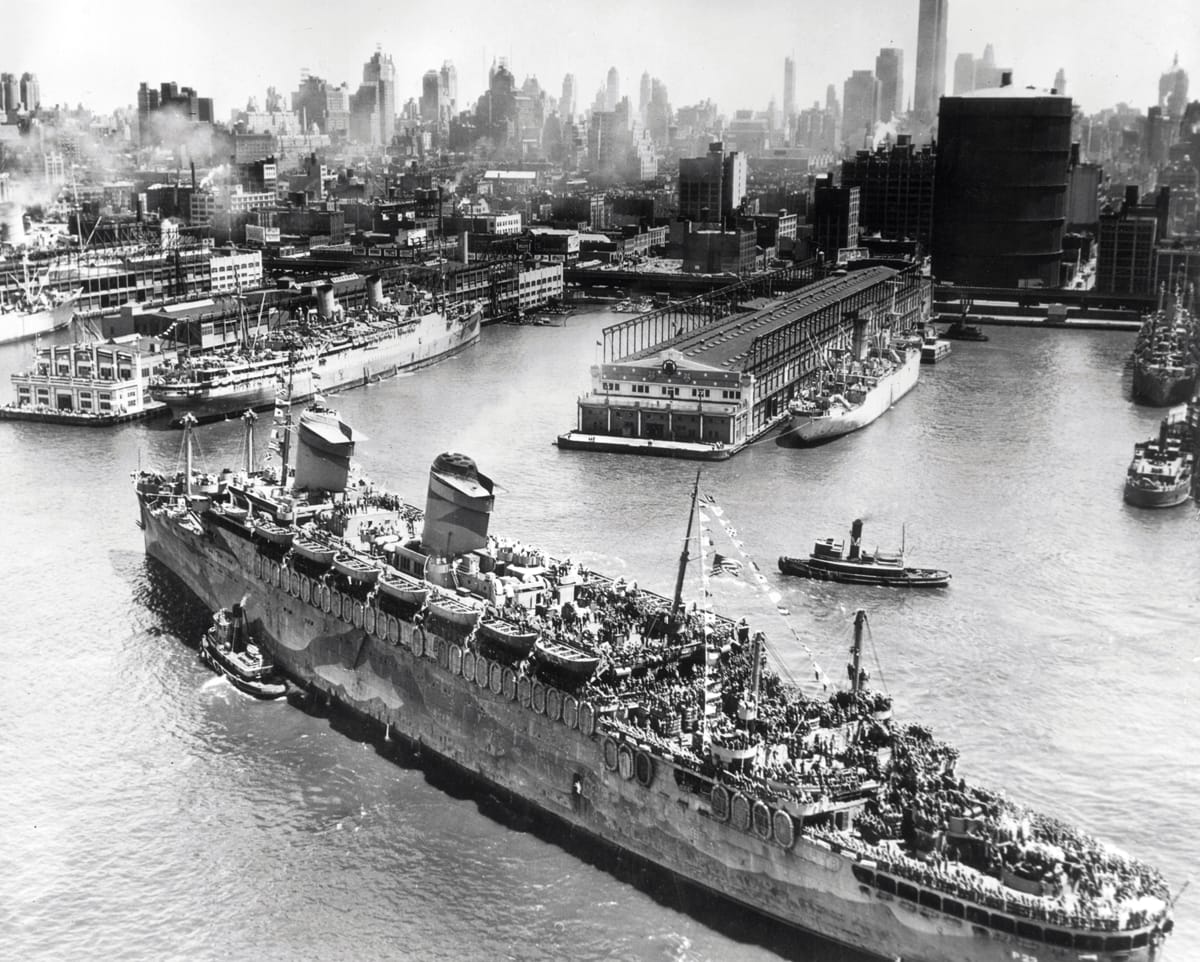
(841, 136, 936, 248)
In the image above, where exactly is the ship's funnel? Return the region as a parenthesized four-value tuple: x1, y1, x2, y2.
(365, 274, 383, 308)
(422, 453, 495, 558)
(849, 518, 863, 560)
(315, 283, 335, 319)
(0, 202, 25, 246)
(293, 403, 363, 494)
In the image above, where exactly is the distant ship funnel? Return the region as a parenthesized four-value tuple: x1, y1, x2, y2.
(422, 453, 495, 558)
(293, 404, 363, 494)
(849, 518, 864, 560)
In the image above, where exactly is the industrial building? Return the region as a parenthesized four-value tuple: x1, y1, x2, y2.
(932, 82, 1073, 288)
(841, 136, 936, 248)
(558, 266, 928, 459)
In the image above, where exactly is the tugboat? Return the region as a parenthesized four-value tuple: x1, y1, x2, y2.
(1124, 406, 1195, 508)
(778, 518, 950, 587)
(199, 602, 288, 699)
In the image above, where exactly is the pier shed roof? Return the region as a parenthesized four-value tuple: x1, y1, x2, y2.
(628, 266, 899, 372)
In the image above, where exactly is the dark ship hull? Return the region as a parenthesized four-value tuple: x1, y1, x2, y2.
(137, 493, 1167, 962)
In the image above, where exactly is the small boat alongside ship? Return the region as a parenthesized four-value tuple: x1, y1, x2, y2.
(920, 326, 952, 364)
(783, 336, 920, 445)
(778, 518, 950, 587)
(1124, 405, 1195, 508)
(1130, 288, 1199, 407)
(199, 603, 288, 699)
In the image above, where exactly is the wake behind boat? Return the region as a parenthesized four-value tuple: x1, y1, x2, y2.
(778, 518, 950, 587)
(782, 336, 919, 446)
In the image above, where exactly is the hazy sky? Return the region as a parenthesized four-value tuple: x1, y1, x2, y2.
(4, 0, 1198, 119)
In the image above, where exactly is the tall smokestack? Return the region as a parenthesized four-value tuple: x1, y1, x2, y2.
(849, 519, 863, 561)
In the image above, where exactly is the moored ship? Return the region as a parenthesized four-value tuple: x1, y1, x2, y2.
(152, 288, 481, 423)
(778, 518, 951, 587)
(1130, 290, 1199, 407)
(134, 406, 1174, 962)
(783, 338, 920, 446)
(0, 291, 77, 345)
(1123, 406, 1195, 508)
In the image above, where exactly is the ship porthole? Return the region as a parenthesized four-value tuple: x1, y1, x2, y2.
(502, 666, 517, 700)
(773, 809, 795, 849)
(463, 649, 476, 680)
(517, 675, 532, 708)
(711, 785, 731, 822)
(617, 743, 635, 780)
(449, 643, 463, 676)
(562, 694, 578, 729)
(489, 661, 503, 694)
(752, 800, 772, 840)
(602, 736, 619, 771)
(545, 687, 562, 722)
(731, 793, 751, 832)
(532, 681, 546, 714)
(634, 750, 654, 788)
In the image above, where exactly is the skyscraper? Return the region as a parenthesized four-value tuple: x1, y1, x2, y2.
(843, 70, 880, 150)
(914, 0, 948, 121)
(421, 70, 441, 123)
(952, 53, 975, 95)
(560, 73, 576, 119)
(18, 72, 39, 113)
(875, 48, 903, 123)
(605, 67, 620, 112)
(1053, 67, 1066, 97)
(639, 71, 651, 118)
(360, 49, 396, 145)
(440, 61, 458, 115)
(1159, 54, 1189, 121)
(783, 57, 796, 131)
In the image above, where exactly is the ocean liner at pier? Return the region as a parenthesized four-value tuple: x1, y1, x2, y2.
(782, 339, 920, 446)
(1130, 291, 1199, 407)
(135, 406, 1174, 962)
(152, 287, 480, 423)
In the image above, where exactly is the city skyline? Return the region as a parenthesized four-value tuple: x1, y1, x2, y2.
(1, 0, 1198, 122)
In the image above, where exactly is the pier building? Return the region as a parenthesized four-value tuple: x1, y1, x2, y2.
(557, 265, 929, 459)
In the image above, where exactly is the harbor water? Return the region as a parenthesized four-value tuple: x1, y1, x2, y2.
(2, 309, 1197, 961)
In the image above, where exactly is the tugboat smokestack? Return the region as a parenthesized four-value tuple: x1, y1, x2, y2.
(849, 518, 863, 560)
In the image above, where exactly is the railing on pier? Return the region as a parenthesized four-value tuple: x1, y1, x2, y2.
(601, 260, 819, 363)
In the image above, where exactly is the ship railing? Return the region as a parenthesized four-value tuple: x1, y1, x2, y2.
(847, 840, 1153, 934)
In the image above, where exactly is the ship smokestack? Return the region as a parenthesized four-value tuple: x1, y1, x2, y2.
(293, 405, 362, 494)
(365, 274, 384, 308)
(849, 518, 863, 561)
(315, 283, 335, 319)
(422, 453, 494, 558)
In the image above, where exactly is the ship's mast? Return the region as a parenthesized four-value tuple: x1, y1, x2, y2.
(849, 609, 866, 693)
(670, 469, 701, 623)
(181, 412, 197, 497)
(242, 408, 257, 473)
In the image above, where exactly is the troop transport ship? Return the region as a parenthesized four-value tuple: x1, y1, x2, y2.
(152, 285, 480, 424)
(135, 406, 1174, 962)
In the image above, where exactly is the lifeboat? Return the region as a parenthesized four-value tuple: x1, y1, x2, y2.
(378, 569, 430, 606)
(251, 519, 294, 546)
(533, 637, 600, 683)
(333, 552, 381, 585)
(426, 593, 482, 627)
(292, 531, 337, 565)
(477, 617, 538, 658)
